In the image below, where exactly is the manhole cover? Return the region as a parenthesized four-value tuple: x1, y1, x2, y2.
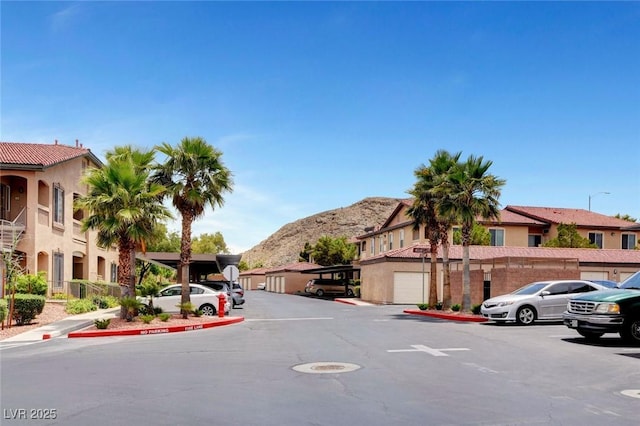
(621, 389, 640, 399)
(292, 362, 361, 374)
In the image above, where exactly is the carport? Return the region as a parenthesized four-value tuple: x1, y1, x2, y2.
(301, 265, 361, 294)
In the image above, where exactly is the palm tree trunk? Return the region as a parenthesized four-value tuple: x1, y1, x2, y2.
(429, 242, 438, 307)
(180, 213, 194, 318)
(441, 236, 452, 310)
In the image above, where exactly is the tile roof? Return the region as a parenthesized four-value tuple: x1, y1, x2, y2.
(361, 243, 640, 265)
(505, 205, 634, 229)
(265, 262, 321, 274)
(479, 209, 547, 226)
(0, 141, 101, 170)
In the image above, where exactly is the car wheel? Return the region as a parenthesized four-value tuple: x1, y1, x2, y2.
(316, 289, 325, 297)
(619, 316, 640, 345)
(577, 329, 604, 342)
(515, 306, 536, 325)
(199, 304, 216, 316)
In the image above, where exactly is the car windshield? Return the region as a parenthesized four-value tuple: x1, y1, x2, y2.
(512, 282, 548, 295)
(619, 271, 640, 290)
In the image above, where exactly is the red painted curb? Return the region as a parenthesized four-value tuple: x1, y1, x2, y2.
(334, 299, 357, 306)
(68, 316, 244, 338)
(42, 334, 51, 340)
(404, 309, 488, 323)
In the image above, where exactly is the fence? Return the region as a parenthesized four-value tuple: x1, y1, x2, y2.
(49, 280, 121, 299)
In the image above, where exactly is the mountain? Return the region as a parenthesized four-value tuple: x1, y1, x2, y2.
(241, 197, 403, 268)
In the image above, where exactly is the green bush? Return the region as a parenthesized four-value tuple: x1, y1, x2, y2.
(5, 294, 46, 325)
(353, 285, 361, 298)
(193, 309, 203, 317)
(51, 293, 74, 300)
(416, 303, 429, 311)
(451, 304, 461, 312)
(139, 315, 155, 324)
(471, 304, 482, 315)
(0, 299, 7, 323)
(12, 272, 48, 296)
(91, 295, 120, 309)
(66, 299, 97, 315)
(435, 301, 443, 310)
(158, 313, 171, 322)
(94, 318, 111, 329)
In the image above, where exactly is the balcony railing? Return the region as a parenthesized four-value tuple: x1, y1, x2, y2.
(0, 208, 26, 252)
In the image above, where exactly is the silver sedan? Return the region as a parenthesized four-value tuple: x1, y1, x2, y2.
(481, 280, 608, 325)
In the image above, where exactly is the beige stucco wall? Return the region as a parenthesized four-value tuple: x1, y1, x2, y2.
(1, 156, 119, 295)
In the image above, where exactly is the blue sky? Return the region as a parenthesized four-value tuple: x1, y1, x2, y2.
(2, 1, 639, 253)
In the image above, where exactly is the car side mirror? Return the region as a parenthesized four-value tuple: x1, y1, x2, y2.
(540, 290, 551, 297)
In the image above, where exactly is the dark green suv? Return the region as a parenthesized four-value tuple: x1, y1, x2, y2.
(563, 271, 640, 344)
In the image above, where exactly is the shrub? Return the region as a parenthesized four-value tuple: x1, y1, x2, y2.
(5, 294, 46, 325)
(0, 299, 7, 323)
(451, 304, 461, 312)
(94, 318, 111, 329)
(158, 313, 171, 322)
(435, 301, 443, 310)
(120, 296, 142, 321)
(139, 315, 155, 324)
(193, 309, 203, 317)
(92, 295, 109, 309)
(66, 299, 97, 315)
(12, 272, 48, 296)
(471, 304, 482, 315)
(353, 285, 361, 298)
(51, 293, 74, 300)
(417, 303, 429, 311)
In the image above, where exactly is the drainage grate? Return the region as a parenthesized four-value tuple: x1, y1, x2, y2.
(292, 362, 361, 374)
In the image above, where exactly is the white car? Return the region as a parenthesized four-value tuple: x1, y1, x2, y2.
(257, 282, 266, 290)
(141, 283, 230, 316)
(481, 280, 609, 325)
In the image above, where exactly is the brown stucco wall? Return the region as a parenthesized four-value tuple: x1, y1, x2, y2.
(488, 268, 581, 298)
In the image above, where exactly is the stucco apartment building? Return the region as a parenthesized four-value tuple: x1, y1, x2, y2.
(355, 200, 640, 305)
(0, 141, 119, 296)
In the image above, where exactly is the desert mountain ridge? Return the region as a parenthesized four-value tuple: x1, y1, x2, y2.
(241, 197, 404, 268)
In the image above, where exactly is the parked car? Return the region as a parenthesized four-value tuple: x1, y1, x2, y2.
(257, 282, 266, 290)
(140, 283, 230, 316)
(587, 279, 618, 288)
(563, 271, 640, 344)
(481, 280, 609, 325)
(304, 279, 355, 297)
(200, 280, 245, 308)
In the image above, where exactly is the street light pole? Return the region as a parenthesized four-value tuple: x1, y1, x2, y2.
(588, 191, 610, 211)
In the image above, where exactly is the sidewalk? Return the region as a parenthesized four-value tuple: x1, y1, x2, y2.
(1, 307, 120, 343)
(334, 298, 375, 306)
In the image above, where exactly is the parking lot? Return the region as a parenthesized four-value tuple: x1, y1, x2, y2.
(1, 291, 638, 425)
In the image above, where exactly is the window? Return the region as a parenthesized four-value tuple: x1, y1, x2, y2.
(361, 241, 366, 256)
(412, 227, 419, 240)
(53, 184, 65, 224)
(388, 232, 393, 250)
(489, 229, 505, 246)
(370, 237, 375, 254)
(53, 252, 64, 289)
(0, 183, 9, 220)
(622, 234, 637, 250)
(379, 236, 385, 253)
(110, 263, 118, 283)
(588, 232, 603, 249)
(528, 235, 542, 247)
(399, 229, 405, 248)
(571, 283, 597, 293)
(547, 282, 570, 295)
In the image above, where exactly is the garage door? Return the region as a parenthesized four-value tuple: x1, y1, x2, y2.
(393, 272, 429, 304)
(580, 271, 608, 280)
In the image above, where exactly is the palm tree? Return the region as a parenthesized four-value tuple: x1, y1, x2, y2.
(75, 147, 172, 319)
(407, 167, 440, 307)
(152, 137, 233, 318)
(406, 150, 461, 309)
(426, 150, 461, 310)
(435, 154, 505, 312)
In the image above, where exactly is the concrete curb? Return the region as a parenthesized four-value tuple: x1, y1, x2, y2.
(68, 316, 244, 338)
(334, 298, 374, 306)
(404, 309, 488, 323)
